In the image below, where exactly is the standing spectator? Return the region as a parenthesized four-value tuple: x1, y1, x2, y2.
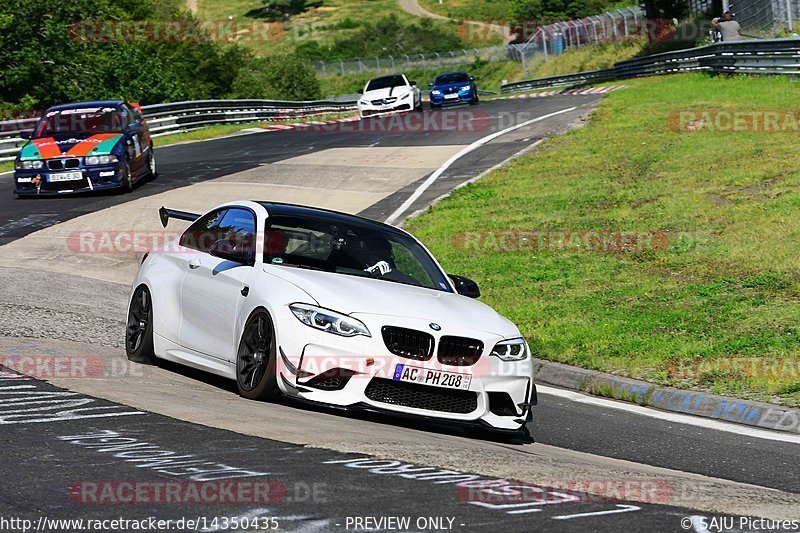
(712, 12, 742, 41)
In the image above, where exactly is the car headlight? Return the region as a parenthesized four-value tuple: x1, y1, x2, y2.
(289, 303, 371, 337)
(400, 93, 410, 100)
(461, 85, 472, 91)
(490, 338, 528, 361)
(85, 155, 118, 165)
(431, 90, 442, 95)
(359, 99, 369, 106)
(16, 159, 44, 170)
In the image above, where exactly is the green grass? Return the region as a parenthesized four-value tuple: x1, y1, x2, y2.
(404, 73, 800, 406)
(195, 0, 501, 57)
(581, 382, 654, 406)
(319, 60, 524, 96)
(531, 39, 648, 78)
(0, 161, 13, 173)
(418, 0, 639, 21)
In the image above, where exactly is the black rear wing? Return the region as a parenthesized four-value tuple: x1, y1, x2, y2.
(159, 206, 200, 228)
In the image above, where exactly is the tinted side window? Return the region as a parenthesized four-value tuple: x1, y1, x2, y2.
(179, 209, 226, 252)
(216, 208, 256, 263)
(124, 105, 141, 125)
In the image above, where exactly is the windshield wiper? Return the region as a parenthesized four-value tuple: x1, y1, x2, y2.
(276, 261, 328, 272)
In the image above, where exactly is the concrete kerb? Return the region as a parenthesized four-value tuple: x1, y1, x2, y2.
(532, 358, 800, 435)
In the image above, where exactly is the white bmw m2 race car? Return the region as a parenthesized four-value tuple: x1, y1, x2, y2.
(126, 201, 536, 432)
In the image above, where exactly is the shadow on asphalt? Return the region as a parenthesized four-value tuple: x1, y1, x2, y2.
(153, 358, 534, 445)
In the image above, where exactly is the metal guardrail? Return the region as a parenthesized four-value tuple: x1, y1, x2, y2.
(0, 97, 359, 163)
(500, 38, 800, 93)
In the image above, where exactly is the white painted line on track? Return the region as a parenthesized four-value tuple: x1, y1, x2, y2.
(402, 139, 545, 223)
(0, 170, 13, 177)
(551, 505, 642, 520)
(539, 385, 800, 445)
(384, 106, 577, 225)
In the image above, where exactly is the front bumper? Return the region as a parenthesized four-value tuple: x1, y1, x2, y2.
(14, 164, 123, 196)
(358, 101, 413, 118)
(275, 310, 535, 431)
(430, 90, 474, 106)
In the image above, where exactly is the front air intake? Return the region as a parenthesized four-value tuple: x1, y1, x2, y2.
(437, 336, 483, 366)
(381, 326, 434, 361)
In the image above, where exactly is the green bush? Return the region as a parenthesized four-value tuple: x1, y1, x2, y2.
(316, 14, 464, 61)
(0, 0, 324, 107)
(230, 54, 321, 100)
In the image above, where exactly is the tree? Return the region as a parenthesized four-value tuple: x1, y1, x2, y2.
(230, 54, 321, 101)
(0, 0, 263, 107)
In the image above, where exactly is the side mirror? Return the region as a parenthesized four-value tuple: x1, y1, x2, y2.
(428, 82, 434, 87)
(128, 121, 142, 131)
(18, 130, 32, 140)
(410, 80, 417, 86)
(449, 274, 480, 298)
(357, 88, 364, 94)
(209, 239, 252, 265)
(469, 76, 475, 81)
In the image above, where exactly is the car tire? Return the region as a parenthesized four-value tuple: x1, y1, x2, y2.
(414, 98, 423, 112)
(236, 309, 280, 401)
(469, 94, 479, 105)
(146, 146, 157, 181)
(126, 285, 157, 364)
(120, 160, 133, 193)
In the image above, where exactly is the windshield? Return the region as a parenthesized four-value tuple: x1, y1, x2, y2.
(263, 215, 452, 292)
(366, 75, 407, 92)
(36, 107, 123, 137)
(435, 73, 469, 85)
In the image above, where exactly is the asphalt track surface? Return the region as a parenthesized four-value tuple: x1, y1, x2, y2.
(0, 97, 591, 244)
(0, 370, 701, 532)
(1, 97, 798, 532)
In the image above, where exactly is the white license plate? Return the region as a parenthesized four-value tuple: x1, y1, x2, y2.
(48, 171, 83, 182)
(392, 364, 471, 390)
(444, 94, 459, 99)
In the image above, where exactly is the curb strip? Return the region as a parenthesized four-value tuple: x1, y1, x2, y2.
(533, 358, 800, 434)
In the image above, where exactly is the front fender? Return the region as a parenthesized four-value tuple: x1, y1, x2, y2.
(232, 269, 320, 363)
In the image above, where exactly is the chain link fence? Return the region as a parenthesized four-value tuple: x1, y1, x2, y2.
(723, 0, 800, 35)
(313, 8, 646, 78)
(507, 8, 646, 76)
(311, 2, 800, 78)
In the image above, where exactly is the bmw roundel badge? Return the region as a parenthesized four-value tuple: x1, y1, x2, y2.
(429, 323, 441, 331)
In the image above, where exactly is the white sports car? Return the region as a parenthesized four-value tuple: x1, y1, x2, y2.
(357, 74, 422, 118)
(126, 201, 536, 432)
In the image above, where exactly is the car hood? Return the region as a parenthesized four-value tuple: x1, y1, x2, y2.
(362, 86, 412, 100)
(432, 82, 469, 92)
(263, 265, 519, 337)
(19, 132, 123, 160)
